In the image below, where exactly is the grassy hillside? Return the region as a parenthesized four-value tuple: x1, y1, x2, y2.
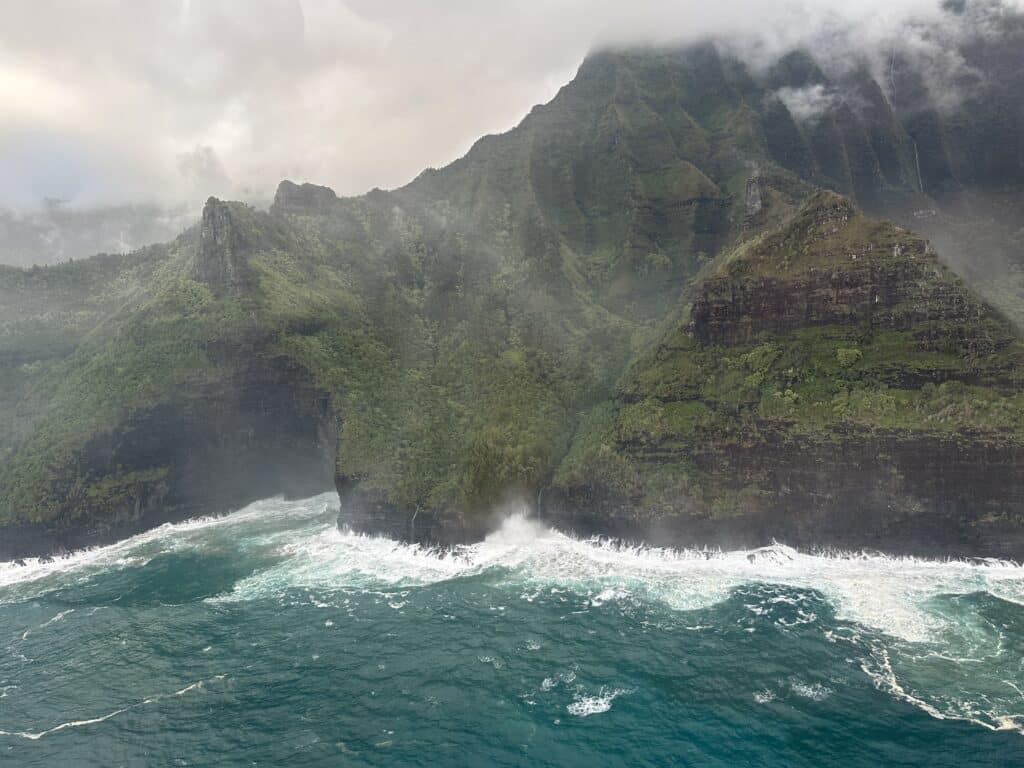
(3, 27, 1024, 551)
(554, 193, 1024, 543)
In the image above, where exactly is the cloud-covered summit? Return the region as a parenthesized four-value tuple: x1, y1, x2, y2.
(0, 0, 1015, 212)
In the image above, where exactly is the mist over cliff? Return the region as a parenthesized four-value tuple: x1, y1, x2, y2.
(8, 7, 1024, 767)
(1, 0, 1024, 564)
(2, 0, 1019, 266)
(0, 201, 198, 267)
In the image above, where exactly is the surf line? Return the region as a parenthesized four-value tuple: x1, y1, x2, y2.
(0, 675, 227, 741)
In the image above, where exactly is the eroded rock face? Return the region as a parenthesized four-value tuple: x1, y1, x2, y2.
(541, 424, 1024, 558)
(744, 176, 765, 228)
(694, 195, 1007, 345)
(691, 254, 992, 349)
(272, 180, 339, 216)
(685, 422, 1024, 559)
(194, 198, 249, 295)
(337, 482, 495, 546)
(0, 354, 337, 560)
(550, 192, 1024, 558)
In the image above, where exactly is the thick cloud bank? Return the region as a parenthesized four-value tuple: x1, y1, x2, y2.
(0, 0, 1017, 211)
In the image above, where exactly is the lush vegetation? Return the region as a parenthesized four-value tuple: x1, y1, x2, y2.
(556, 195, 1024, 517)
(4, 32, 1024, 535)
(0, 236, 253, 524)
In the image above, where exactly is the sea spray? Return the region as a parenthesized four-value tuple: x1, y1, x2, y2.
(2, 492, 1023, 764)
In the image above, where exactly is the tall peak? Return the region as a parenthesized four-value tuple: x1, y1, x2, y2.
(272, 180, 338, 215)
(194, 197, 248, 295)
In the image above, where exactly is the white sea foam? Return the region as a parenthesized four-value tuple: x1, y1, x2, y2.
(6, 493, 1023, 646)
(4, 493, 1024, 737)
(790, 681, 832, 701)
(38, 608, 74, 627)
(567, 687, 629, 717)
(209, 505, 1024, 648)
(213, 496, 1023, 736)
(0, 673, 227, 741)
(861, 646, 1024, 735)
(0, 707, 129, 741)
(0, 493, 339, 603)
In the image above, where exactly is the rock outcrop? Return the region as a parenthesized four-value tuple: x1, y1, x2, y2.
(691, 194, 1014, 369)
(194, 198, 250, 295)
(0, 353, 337, 560)
(272, 180, 339, 216)
(6, 23, 1024, 559)
(552, 192, 1024, 558)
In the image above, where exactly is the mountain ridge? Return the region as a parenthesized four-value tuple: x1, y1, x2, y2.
(3, 14, 1024, 558)
(547, 190, 1024, 557)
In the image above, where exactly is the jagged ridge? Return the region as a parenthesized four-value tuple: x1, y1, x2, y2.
(4, 15, 1024, 556)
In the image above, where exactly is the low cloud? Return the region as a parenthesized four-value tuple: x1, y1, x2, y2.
(0, 0, 1018, 211)
(177, 145, 231, 198)
(773, 85, 839, 123)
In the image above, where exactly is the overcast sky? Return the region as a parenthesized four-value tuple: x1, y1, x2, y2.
(0, 0, 978, 210)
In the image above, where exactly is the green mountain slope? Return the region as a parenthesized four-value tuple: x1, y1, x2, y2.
(551, 192, 1024, 555)
(4, 12, 1024, 556)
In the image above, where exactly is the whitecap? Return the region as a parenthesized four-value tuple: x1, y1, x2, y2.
(567, 687, 630, 717)
(5, 491, 1024, 741)
(862, 645, 1024, 735)
(39, 608, 74, 628)
(173, 501, 1024, 650)
(0, 492, 340, 604)
(789, 681, 832, 701)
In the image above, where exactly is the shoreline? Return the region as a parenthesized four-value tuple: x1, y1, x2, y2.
(5, 488, 1024, 566)
(3, 514, 1023, 571)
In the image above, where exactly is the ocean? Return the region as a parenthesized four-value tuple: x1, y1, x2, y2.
(1, 493, 1022, 766)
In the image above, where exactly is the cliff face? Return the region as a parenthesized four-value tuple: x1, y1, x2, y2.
(0, 355, 337, 560)
(553, 192, 1024, 557)
(682, 422, 1024, 558)
(0, 199, 338, 559)
(193, 198, 251, 296)
(690, 196, 1013, 368)
(545, 422, 1024, 558)
(4, 17, 1024, 558)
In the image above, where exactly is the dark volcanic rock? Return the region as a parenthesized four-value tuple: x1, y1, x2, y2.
(336, 482, 496, 547)
(194, 198, 250, 295)
(272, 180, 339, 216)
(549, 192, 1024, 560)
(0, 355, 337, 561)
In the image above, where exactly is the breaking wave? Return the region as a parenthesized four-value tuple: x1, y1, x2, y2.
(2, 492, 1024, 737)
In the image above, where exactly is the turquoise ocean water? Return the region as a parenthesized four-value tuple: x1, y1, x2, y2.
(2, 493, 1023, 766)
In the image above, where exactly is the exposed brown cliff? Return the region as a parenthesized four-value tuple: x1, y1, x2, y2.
(551, 191, 1024, 558)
